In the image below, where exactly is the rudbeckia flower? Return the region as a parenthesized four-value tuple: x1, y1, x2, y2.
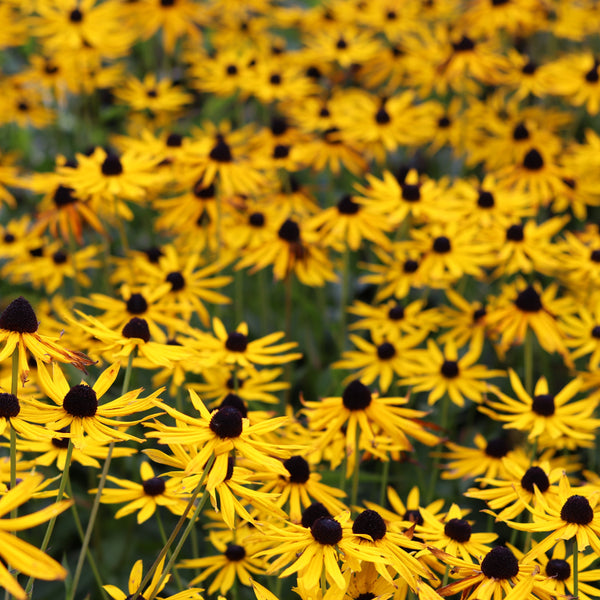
(0, 296, 93, 384)
(481, 369, 600, 447)
(0, 474, 72, 600)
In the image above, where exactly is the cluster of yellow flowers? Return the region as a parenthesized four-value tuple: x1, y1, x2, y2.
(2, 1, 600, 600)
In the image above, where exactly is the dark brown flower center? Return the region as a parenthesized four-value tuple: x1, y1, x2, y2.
(225, 332, 248, 352)
(481, 546, 519, 579)
(225, 544, 246, 561)
(220, 393, 247, 418)
(477, 190, 494, 208)
(0, 297, 39, 333)
(209, 406, 243, 439)
(337, 195, 360, 215)
(63, 384, 98, 417)
(54, 185, 77, 207)
(209, 135, 232, 162)
(546, 558, 570, 580)
(126, 293, 148, 315)
(0, 393, 20, 418)
(278, 219, 300, 242)
(444, 518, 471, 542)
(311, 517, 343, 545)
(352, 509, 387, 540)
(301, 503, 331, 528)
(523, 148, 544, 170)
(485, 436, 511, 458)
(342, 380, 372, 410)
(506, 224, 524, 241)
(560, 495, 593, 524)
(101, 154, 123, 176)
(520, 466, 550, 493)
(166, 271, 185, 291)
(532, 394, 555, 416)
(441, 360, 459, 378)
(143, 477, 166, 496)
(284, 456, 310, 483)
(122, 317, 150, 342)
(515, 286, 542, 312)
(433, 236, 451, 253)
(377, 342, 396, 360)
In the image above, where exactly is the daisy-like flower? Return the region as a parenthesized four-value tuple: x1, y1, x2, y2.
(400, 333, 504, 407)
(257, 507, 385, 591)
(533, 540, 600, 600)
(466, 458, 564, 522)
(178, 524, 267, 594)
(32, 361, 160, 449)
(559, 300, 600, 370)
(434, 544, 538, 600)
(481, 370, 600, 447)
(415, 503, 497, 562)
(344, 508, 432, 590)
(485, 279, 573, 361)
(303, 379, 440, 460)
(93, 461, 188, 524)
(256, 455, 347, 524)
(332, 331, 427, 393)
(0, 296, 93, 384)
(436, 289, 487, 348)
(146, 389, 291, 481)
(104, 556, 202, 600)
(190, 317, 301, 369)
(508, 473, 600, 560)
(0, 392, 54, 440)
(440, 433, 527, 482)
(0, 474, 72, 600)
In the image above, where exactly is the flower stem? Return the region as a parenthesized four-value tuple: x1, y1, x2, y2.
(25, 440, 75, 595)
(573, 537, 579, 599)
(524, 328, 533, 397)
(351, 426, 360, 509)
(379, 459, 390, 507)
(156, 510, 184, 591)
(134, 455, 216, 600)
(10, 347, 18, 522)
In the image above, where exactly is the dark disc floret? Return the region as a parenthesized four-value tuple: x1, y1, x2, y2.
(283, 456, 311, 483)
(480, 546, 519, 579)
(375, 106, 391, 125)
(356, 595, 375, 600)
(401, 183, 420, 202)
(69, 8, 84, 22)
(225, 331, 248, 352)
(126, 293, 148, 315)
(441, 360, 459, 378)
(209, 135, 233, 162)
(337, 195, 360, 215)
(352, 509, 387, 541)
(388, 304, 404, 320)
(444, 518, 472, 543)
(143, 246, 163, 263)
(166, 271, 185, 291)
(512, 122, 530, 140)
(523, 148, 544, 170)
(209, 406, 243, 439)
(403, 259, 419, 273)
(532, 394, 555, 416)
(225, 544, 246, 562)
(278, 219, 300, 243)
(63, 384, 98, 418)
(101, 154, 123, 176)
(311, 516, 343, 545)
(273, 144, 290, 159)
(301, 503, 331, 528)
(520, 466, 550, 493)
(193, 180, 216, 199)
(560, 495, 594, 524)
(51, 436, 70, 449)
(477, 190, 495, 208)
(0, 393, 20, 419)
(342, 380, 372, 411)
(53, 185, 77, 207)
(592, 325, 600, 339)
(122, 317, 150, 342)
(143, 477, 166, 496)
(473, 307, 486, 322)
(377, 342, 396, 360)
(52, 250, 68, 264)
(270, 73, 282, 85)
(165, 133, 182, 147)
(485, 436, 511, 458)
(404, 509, 423, 525)
(452, 36, 475, 52)
(4, 233, 15, 243)
(546, 558, 570, 580)
(433, 236, 451, 253)
(506, 224, 524, 242)
(249, 212, 265, 227)
(0, 296, 39, 333)
(515, 286, 542, 312)
(220, 393, 248, 418)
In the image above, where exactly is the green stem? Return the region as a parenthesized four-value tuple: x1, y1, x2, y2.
(135, 456, 215, 600)
(339, 247, 350, 352)
(350, 427, 360, 509)
(68, 350, 136, 600)
(320, 565, 327, 596)
(426, 394, 450, 504)
(442, 564, 450, 587)
(524, 328, 534, 398)
(573, 537, 579, 599)
(156, 510, 184, 591)
(67, 222, 81, 298)
(10, 346, 18, 522)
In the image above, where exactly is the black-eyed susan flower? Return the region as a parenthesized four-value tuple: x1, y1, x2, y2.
(466, 458, 565, 522)
(0, 296, 93, 384)
(436, 290, 487, 348)
(509, 473, 600, 559)
(0, 391, 54, 440)
(559, 299, 600, 369)
(332, 331, 426, 393)
(303, 379, 440, 460)
(400, 334, 504, 408)
(93, 461, 188, 524)
(439, 433, 527, 481)
(482, 370, 600, 447)
(178, 524, 267, 594)
(415, 503, 497, 562)
(434, 545, 538, 600)
(146, 389, 291, 480)
(33, 361, 159, 449)
(0, 474, 72, 600)
(256, 455, 347, 524)
(485, 279, 572, 361)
